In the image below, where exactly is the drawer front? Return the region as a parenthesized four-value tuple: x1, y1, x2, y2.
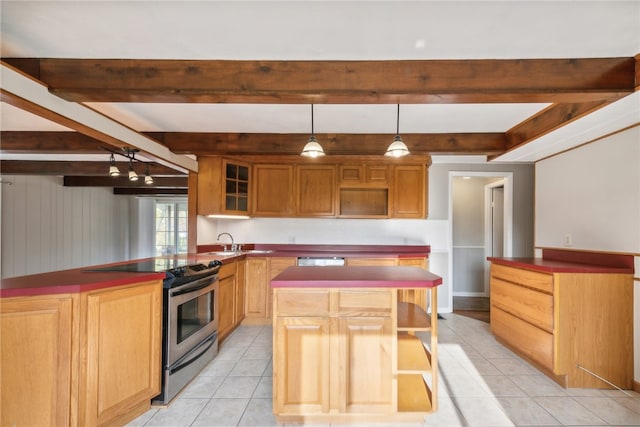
(491, 264, 553, 294)
(491, 279, 554, 332)
(274, 289, 330, 316)
(218, 262, 236, 279)
(491, 307, 554, 371)
(337, 289, 393, 314)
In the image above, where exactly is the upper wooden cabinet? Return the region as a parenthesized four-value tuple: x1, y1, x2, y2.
(252, 164, 295, 217)
(197, 156, 429, 219)
(392, 164, 427, 218)
(296, 165, 337, 217)
(197, 156, 250, 216)
(339, 164, 389, 187)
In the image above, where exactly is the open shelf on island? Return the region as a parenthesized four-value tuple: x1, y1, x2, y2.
(398, 374, 432, 413)
(398, 333, 431, 372)
(397, 301, 431, 331)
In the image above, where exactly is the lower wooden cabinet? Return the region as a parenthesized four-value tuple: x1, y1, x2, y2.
(0, 279, 163, 427)
(273, 287, 436, 423)
(245, 257, 296, 322)
(490, 263, 633, 388)
(79, 281, 162, 426)
(218, 260, 247, 340)
(1, 293, 75, 427)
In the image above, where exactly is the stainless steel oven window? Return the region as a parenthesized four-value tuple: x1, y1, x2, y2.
(168, 277, 219, 365)
(177, 290, 214, 343)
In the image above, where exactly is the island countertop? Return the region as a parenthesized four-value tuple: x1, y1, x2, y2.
(271, 265, 442, 288)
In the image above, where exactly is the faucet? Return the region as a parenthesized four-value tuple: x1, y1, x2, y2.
(217, 232, 237, 252)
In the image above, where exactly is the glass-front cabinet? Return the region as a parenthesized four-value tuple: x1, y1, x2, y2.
(224, 160, 250, 214)
(197, 156, 250, 216)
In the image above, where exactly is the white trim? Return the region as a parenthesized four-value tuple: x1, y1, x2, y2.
(453, 292, 488, 297)
(0, 63, 197, 173)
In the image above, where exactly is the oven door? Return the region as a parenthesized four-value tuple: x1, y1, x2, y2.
(167, 274, 218, 366)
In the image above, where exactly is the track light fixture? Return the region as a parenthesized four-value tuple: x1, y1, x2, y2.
(301, 104, 325, 157)
(385, 104, 410, 158)
(106, 147, 153, 183)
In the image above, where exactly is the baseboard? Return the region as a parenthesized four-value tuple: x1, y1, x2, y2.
(453, 292, 488, 297)
(634, 380, 640, 393)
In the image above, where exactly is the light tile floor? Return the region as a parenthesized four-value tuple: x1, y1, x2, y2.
(127, 314, 640, 426)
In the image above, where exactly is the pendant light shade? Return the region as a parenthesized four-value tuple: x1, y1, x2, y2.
(108, 154, 121, 176)
(385, 104, 410, 157)
(144, 164, 154, 184)
(128, 160, 138, 181)
(301, 104, 325, 157)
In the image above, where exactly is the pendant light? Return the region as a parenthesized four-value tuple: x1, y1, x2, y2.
(128, 159, 138, 181)
(144, 164, 154, 184)
(108, 154, 121, 176)
(300, 104, 325, 157)
(385, 104, 410, 157)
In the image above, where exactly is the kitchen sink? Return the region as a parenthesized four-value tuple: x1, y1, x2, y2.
(242, 249, 274, 254)
(207, 251, 239, 256)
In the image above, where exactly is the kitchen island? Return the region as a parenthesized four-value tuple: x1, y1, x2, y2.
(271, 265, 442, 424)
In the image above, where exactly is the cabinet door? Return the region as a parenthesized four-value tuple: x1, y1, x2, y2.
(296, 165, 337, 217)
(268, 257, 297, 319)
(0, 294, 75, 427)
(197, 156, 224, 215)
(274, 316, 330, 414)
(392, 165, 426, 218)
(218, 275, 236, 339)
(252, 164, 295, 216)
(79, 280, 162, 426)
(337, 316, 394, 414)
(223, 159, 250, 215)
(245, 257, 269, 318)
(235, 260, 246, 324)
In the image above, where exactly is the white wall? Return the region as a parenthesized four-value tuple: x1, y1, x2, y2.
(534, 125, 640, 383)
(1, 175, 132, 278)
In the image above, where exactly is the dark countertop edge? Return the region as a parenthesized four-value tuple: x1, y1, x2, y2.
(271, 265, 443, 288)
(197, 243, 431, 258)
(487, 257, 634, 274)
(0, 272, 165, 298)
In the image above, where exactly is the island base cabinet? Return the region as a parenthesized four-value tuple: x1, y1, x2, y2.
(0, 294, 76, 427)
(273, 289, 400, 423)
(79, 280, 163, 426)
(274, 317, 330, 415)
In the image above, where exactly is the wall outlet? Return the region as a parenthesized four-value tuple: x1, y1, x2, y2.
(564, 233, 572, 246)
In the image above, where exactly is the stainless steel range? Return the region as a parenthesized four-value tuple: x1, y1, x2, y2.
(155, 259, 222, 404)
(88, 257, 222, 404)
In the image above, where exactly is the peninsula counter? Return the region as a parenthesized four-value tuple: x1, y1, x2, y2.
(271, 265, 442, 424)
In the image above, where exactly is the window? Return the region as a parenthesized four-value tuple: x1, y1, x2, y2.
(155, 200, 188, 256)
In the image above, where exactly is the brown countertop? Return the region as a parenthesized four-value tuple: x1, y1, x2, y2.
(487, 249, 634, 274)
(0, 268, 165, 298)
(271, 265, 442, 288)
(198, 243, 431, 260)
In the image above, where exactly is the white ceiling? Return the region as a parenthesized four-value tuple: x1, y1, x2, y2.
(1, 1, 639, 163)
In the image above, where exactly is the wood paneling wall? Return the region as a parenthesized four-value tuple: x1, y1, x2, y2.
(1, 175, 131, 278)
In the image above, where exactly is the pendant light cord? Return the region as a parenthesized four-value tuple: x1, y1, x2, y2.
(396, 104, 400, 136)
(311, 104, 315, 136)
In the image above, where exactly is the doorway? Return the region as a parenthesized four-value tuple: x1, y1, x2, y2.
(448, 172, 513, 320)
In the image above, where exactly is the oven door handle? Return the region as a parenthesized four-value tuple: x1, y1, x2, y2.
(169, 332, 218, 375)
(171, 277, 215, 297)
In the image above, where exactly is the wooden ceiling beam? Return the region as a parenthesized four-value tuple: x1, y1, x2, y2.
(162, 132, 507, 156)
(113, 188, 187, 196)
(506, 100, 610, 150)
(8, 58, 633, 104)
(0, 160, 185, 176)
(63, 176, 187, 187)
